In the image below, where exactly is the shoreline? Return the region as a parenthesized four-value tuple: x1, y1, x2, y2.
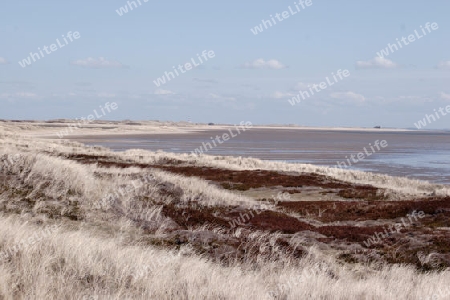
(1, 120, 448, 185)
(0, 120, 427, 140)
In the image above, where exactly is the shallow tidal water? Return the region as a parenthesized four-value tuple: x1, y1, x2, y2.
(73, 129, 450, 185)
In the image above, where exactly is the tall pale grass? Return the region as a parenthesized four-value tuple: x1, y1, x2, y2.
(1, 129, 449, 299)
(0, 216, 447, 299)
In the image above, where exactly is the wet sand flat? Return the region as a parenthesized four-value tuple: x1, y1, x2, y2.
(69, 128, 450, 184)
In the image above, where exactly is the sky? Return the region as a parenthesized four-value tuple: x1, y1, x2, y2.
(1, 0, 450, 129)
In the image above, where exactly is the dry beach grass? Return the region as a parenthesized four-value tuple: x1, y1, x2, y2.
(0, 121, 449, 299)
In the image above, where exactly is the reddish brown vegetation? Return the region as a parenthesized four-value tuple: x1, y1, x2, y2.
(229, 210, 314, 233)
(63, 153, 387, 201)
(278, 198, 450, 223)
(316, 225, 387, 243)
(60, 152, 450, 269)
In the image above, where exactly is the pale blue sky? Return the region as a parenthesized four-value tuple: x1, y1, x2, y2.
(1, 0, 449, 128)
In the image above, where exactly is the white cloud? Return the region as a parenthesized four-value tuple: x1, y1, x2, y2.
(71, 57, 127, 69)
(154, 89, 174, 95)
(17, 92, 37, 98)
(0, 57, 8, 65)
(437, 61, 450, 70)
(209, 93, 236, 101)
(241, 59, 287, 69)
(51, 92, 78, 98)
(362, 95, 434, 105)
(0, 92, 38, 99)
(97, 93, 116, 98)
(379, 95, 433, 105)
(397, 95, 433, 104)
(272, 91, 295, 99)
(440, 92, 450, 100)
(330, 91, 365, 103)
(292, 82, 316, 91)
(355, 57, 398, 69)
(193, 78, 218, 84)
